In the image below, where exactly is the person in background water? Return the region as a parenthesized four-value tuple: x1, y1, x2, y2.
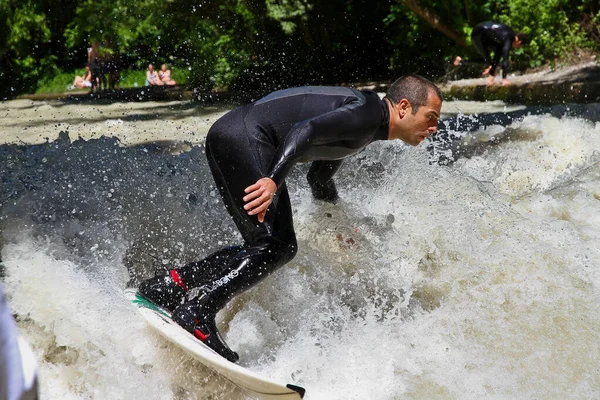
(138, 75, 443, 362)
(145, 64, 163, 86)
(0, 283, 38, 400)
(469, 21, 529, 86)
(102, 39, 120, 90)
(87, 42, 104, 90)
(159, 64, 177, 86)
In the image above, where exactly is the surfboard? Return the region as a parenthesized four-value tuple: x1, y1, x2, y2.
(125, 289, 305, 400)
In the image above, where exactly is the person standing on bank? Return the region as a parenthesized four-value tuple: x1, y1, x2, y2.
(138, 75, 443, 362)
(470, 21, 529, 86)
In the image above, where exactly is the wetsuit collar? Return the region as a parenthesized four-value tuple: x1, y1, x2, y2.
(375, 97, 390, 141)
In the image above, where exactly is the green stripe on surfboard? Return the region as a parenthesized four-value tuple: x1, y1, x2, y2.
(132, 292, 172, 318)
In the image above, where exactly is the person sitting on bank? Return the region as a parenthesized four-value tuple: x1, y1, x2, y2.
(159, 64, 177, 86)
(470, 21, 529, 86)
(145, 64, 164, 86)
(71, 63, 93, 89)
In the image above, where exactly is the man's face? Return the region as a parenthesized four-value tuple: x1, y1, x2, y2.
(395, 91, 442, 146)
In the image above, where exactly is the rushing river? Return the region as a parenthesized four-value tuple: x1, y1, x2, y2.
(1, 98, 599, 399)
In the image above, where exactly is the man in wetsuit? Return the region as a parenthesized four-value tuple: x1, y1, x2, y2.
(138, 75, 443, 362)
(470, 21, 529, 86)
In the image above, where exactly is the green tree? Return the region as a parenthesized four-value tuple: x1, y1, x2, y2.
(1, 0, 52, 96)
(1, 0, 599, 98)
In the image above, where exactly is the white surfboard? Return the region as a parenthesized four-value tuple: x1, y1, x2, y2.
(125, 289, 305, 400)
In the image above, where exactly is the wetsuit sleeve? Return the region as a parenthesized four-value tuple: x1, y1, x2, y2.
(267, 96, 372, 188)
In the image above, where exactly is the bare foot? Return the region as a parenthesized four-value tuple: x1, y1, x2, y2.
(453, 56, 462, 67)
(501, 78, 511, 86)
(482, 66, 492, 76)
(486, 76, 497, 86)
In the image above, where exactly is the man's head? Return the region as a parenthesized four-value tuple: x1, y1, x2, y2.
(513, 33, 530, 48)
(385, 74, 443, 146)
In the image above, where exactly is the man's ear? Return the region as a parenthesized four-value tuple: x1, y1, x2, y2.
(397, 99, 411, 118)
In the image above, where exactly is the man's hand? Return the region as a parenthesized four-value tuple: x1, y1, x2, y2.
(243, 177, 277, 223)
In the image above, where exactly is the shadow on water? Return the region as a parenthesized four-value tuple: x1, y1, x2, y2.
(0, 133, 239, 287)
(430, 102, 600, 164)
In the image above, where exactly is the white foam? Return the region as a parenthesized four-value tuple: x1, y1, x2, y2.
(2, 103, 600, 399)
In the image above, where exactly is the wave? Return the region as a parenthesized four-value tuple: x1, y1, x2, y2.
(1, 106, 600, 399)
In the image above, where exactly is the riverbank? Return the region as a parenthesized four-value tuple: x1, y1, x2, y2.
(1, 96, 530, 147)
(3, 60, 600, 147)
(439, 60, 600, 105)
(0, 98, 231, 146)
(12, 60, 600, 107)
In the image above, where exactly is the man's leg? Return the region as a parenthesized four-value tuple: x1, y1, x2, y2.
(169, 109, 298, 362)
(172, 196, 297, 362)
(471, 29, 494, 78)
(138, 107, 265, 310)
(138, 245, 243, 311)
(489, 50, 502, 77)
(307, 160, 343, 203)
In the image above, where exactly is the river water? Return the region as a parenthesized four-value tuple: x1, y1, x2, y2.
(1, 98, 599, 399)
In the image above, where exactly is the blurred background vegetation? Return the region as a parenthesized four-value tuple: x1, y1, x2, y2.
(1, 0, 598, 98)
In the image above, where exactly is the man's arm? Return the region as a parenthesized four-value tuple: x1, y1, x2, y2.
(267, 91, 372, 188)
(307, 160, 343, 203)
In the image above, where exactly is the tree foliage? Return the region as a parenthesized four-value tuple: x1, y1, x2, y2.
(0, 0, 598, 98)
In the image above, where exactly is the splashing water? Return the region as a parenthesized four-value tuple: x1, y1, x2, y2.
(1, 100, 600, 399)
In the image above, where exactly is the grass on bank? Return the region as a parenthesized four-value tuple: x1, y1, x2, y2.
(35, 67, 190, 94)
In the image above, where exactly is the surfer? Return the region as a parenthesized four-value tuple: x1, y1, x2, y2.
(468, 21, 529, 86)
(138, 75, 443, 362)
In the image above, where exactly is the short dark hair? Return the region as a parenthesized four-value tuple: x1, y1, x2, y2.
(385, 74, 443, 114)
(516, 33, 530, 45)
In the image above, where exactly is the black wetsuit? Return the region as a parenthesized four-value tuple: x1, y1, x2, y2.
(139, 86, 391, 361)
(471, 21, 516, 79)
(170, 87, 390, 358)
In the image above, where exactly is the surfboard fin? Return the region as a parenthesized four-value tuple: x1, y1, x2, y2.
(286, 384, 306, 398)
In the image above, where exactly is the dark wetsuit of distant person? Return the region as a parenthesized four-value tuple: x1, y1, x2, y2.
(470, 21, 528, 86)
(139, 75, 443, 362)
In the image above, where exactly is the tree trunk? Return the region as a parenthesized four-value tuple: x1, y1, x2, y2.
(463, 0, 472, 25)
(401, 0, 466, 46)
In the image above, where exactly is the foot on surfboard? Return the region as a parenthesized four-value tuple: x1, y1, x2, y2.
(138, 269, 187, 312)
(172, 300, 240, 363)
